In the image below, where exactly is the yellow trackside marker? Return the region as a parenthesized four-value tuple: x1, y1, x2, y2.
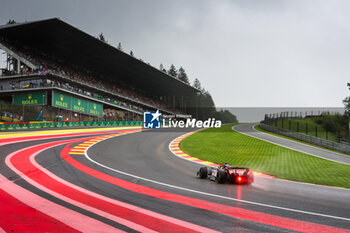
(0, 126, 142, 139)
(69, 152, 85, 155)
(200, 161, 214, 165)
(186, 157, 199, 161)
(74, 146, 88, 149)
(176, 153, 187, 155)
(70, 149, 86, 152)
(169, 130, 221, 168)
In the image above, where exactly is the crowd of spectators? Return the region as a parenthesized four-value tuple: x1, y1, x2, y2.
(0, 38, 180, 114)
(5, 77, 145, 113)
(0, 111, 22, 122)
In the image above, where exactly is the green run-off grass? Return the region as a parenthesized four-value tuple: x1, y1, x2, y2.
(272, 118, 337, 142)
(180, 124, 350, 188)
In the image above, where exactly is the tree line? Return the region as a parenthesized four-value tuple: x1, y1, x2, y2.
(161, 63, 237, 123)
(98, 34, 237, 123)
(97, 33, 236, 122)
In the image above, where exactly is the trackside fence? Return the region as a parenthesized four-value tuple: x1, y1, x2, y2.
(259, 123, 350, 154)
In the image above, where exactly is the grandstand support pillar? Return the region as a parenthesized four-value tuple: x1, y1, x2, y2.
(42, 94, 45, 121)
(17, 58, 21, 74)
(22, 105, 25, 122)
(6, 54, 9, 70)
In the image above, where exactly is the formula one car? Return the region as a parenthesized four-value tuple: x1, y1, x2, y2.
(197, 163, 254, 184)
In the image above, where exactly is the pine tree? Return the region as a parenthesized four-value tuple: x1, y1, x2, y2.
(6, 20, 16, 25)
(167, 64, 178, 78)
(159, 63, 167, 73)
(343, 83, 350, 118)
(178, 67, 190, 84)
(117, 42, 123, 51)
(193, 78, 202, 91)
(98, 33, 107, 43)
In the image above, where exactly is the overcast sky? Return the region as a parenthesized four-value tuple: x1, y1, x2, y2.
(1, 0, 350, 108)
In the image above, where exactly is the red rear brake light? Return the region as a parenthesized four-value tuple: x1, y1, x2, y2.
(237, 176, 242, 183)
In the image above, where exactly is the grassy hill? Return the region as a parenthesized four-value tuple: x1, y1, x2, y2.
(271, 117, 337, 142)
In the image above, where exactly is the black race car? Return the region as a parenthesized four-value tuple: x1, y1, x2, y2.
(197, 163, 254, 184)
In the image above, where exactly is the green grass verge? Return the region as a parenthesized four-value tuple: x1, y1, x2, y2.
(270, 118, 337, 142)
(180, 124, 350, 188)
(254, 125, 350, 157)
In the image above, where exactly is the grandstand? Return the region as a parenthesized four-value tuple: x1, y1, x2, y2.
(0, 18, 199, 122)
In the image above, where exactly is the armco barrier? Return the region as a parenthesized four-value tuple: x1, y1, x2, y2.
(0, 121, 142, 131)
(259, 123, 350, 154)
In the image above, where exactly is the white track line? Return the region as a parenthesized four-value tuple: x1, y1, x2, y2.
(30, 152, 216, 233)
(84, 134, 350, 222)
(5, 143, 149, 233)
(232, 124, 350, 166)
(5, 133, 217, 233)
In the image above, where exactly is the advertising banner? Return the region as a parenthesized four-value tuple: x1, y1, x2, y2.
(72, 97, 87, 114)
(52, 90, 71, 110)
(14, 92, 47, 105)
(52, 90, 102, 116)
(87, 101, 103, 117)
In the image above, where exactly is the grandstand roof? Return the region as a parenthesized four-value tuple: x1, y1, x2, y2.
(0, 18, 199, 96)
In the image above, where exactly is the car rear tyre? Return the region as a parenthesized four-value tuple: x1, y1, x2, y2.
(216, 170, 226, 183)
(199, 167, 208, 179)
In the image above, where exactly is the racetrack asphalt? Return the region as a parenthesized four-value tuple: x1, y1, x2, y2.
(84, 128, 350, 231)
(1, 126, 350, 232)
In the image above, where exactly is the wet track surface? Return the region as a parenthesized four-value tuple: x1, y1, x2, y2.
(86, 128, 350, 230)
(1, 127, 350, 232)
